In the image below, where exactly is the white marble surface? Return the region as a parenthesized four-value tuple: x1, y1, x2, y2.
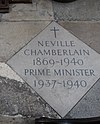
(7, 22, 100, 117)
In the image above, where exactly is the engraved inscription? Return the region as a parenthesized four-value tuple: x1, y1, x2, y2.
(7, 22, 100, 117)
(50, 27, 59, 38)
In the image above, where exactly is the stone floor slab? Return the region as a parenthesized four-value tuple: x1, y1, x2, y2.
(1, 21, 100, 118)
(0, 0, 100, 120)
(66, 79, 100, 118)
(53, 0, 100, 21)
(0, 21, 50, 62)
(1, 0, 54, 21)
(59, 21, 100, 54)
(7, 21, 100, 117)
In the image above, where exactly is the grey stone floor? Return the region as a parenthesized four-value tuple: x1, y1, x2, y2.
(53, 0, 100, 21)
(0, 76, 58, 117)
(0, 0, 100, 123)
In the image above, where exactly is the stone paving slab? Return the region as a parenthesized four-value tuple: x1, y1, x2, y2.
(7, 21, 100, 117)
(1, 0, 54, 21)
(0, 21, 100, 119)
(66, 79, 100, 118)
(53, 0, 100, 21)
(0, 0, 100, 122)
(58, 21, 100, 54)
(0, 21, 50, 62)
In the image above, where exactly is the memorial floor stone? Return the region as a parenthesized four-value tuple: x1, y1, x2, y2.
(7, 22, 100, 117)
